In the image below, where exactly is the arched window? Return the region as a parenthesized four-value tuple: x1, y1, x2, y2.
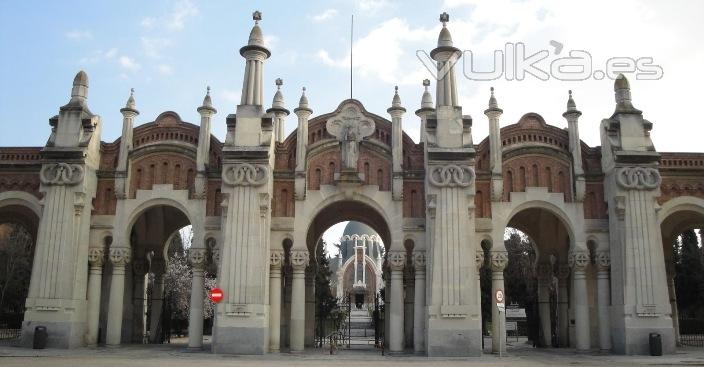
(545, 166, 552, 192)
(377, 169, 384, 189)
(518, 166, 526, 191)
(531, 164, 539, 187)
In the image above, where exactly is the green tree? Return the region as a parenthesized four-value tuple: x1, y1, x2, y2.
(675, 229, 704, 318)
(0, 223, 33, 327)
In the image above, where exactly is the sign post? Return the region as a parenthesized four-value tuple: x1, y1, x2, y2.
(495, 289, 505, 357)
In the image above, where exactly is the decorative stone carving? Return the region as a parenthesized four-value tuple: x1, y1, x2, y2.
(109, 247, 131, 267)
(426, 194, 437, 218)
(428, 164, 475, 188)
(388, 251, 406, 271)
(211, 248, 221, 265)
(270, 250, 284, 269)
(616, 166, 661, 190)
(40, 163, 84, 186)
(188, 248, 207, 269)
(222, 163, 269, 186)
(326, 105, 375, 170)
(568, 251, 590, 272)
(475, 250, 485, 270)
(290, 250, 309, 270)
(596, 251, 611, 271)
(87, 248, 105, 267)
(490, 251, 508, 271)
(413, 251, 426, 270)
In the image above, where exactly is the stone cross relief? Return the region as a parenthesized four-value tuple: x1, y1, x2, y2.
(326, 106, 375, 171)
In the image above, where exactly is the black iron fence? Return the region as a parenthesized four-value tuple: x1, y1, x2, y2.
(0, 328, 21, 345)
(680, 318, 704, 347)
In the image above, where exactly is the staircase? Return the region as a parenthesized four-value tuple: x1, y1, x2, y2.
(348, 308, 375, 348)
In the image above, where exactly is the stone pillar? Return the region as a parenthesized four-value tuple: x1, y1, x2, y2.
(484, 87, 504, 201)
(557, 265, 570, 348)
(106, 247, 131, 346)
(148, 261, 166, 344)
(86, 248, 105, 345)
(289, 250, 309, 352)
(595, 251, 612, 351)
(570, 251, 590, 351)
(537, 263, 553, 347)
(475, 250, 485, 345)
(666, 262, 680, 346)
(269, 250, 284, 352)
(132, 259, 148, 343)
(388, 87, 405, 200)
(490, 251, 508, 354)
(388, 251, 406, 353)
(413, 251, 426, 353)
(304, 265, 316, 347)
(188, 248, 207, 349)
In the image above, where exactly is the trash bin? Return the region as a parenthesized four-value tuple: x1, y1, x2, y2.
(649, 332, 662, 356)
(33, 326, 47, 349)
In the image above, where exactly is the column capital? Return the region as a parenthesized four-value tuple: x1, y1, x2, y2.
(188, 248, 208, 270)
(595, 251, 610, 272)
(568, 250, 590, 272)
(270, 250, 284, 270)
(490, 251, 508, 272)
(388, 251, 406, 272)
(109, 247, 131, 267)
(413, 251, 426, 270)
(290, 249, 310, 271)
(475, 250, 485, 270)
(88, 247, 105, 267)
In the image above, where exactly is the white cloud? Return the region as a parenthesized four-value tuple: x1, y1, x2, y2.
(140, 0, 198, 31)
(79, 48, 118, 64)
(156, 64, 173, 76)
(119, 56, 141, 72)
(263, 34, 279, 50)
(65, 30, 93, 40)
(221, 89, 240, 104)
(357, 0, 391, 14)
(312, 9, 338, 22)
(141, 37, 172, 58)
(105, 48, 118, 59)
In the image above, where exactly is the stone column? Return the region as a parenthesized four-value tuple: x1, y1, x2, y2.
(490, 251, 508, 354)
(149, 259, 166, 344)
(304, 265, 316, 347)
(388, 251, 406, 353)
(537, 263, 553, 347)
(557, 265, 570, 348)
(666, 262, 680, 346)
(132, 259, 148, 343)
(595, 251, 612, 351)
(289, 250, 309, 352)
(413, 251, 426, 353)
(269, 251, 284, 352)
(86, 248, 105, 345)
(106, 247, 131, 346)
(570, 251, 590, 351)
(188, 248, 207, 349)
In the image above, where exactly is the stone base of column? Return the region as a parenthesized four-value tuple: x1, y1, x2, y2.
(21, 298, 87, 348)
(212, 308, 268, 354)
(610, 309, 676, 355)
(426, 310, 483, 357)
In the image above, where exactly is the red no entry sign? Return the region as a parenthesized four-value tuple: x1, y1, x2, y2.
(209, 287, 224, 303)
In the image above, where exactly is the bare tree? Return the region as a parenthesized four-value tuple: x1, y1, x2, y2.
(0, 223, 33, 319)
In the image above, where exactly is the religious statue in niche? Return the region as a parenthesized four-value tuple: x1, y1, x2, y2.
(326, 105, 375, 171)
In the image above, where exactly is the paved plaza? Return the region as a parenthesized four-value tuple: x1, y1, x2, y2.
(1, 342, 704, 367)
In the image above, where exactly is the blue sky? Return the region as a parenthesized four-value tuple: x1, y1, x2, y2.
(2, 0, 704, 152)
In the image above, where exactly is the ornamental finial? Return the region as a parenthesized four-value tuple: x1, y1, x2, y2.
(440, 12, 449, 26)
(253, 10, 262, 24)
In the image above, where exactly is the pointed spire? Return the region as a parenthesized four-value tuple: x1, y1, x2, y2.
(125, 88, 136, 109)
(248, 11, 264, 47)
(438, 12, 453, 47)
(563, 90, 581, 118)
(198, 86, 217, 114)
(294, 87, 312, 114)
(71, 70, 88, 102)
(272, 78, 285, 109)
(613, 73, 640, 114)
(421, 79, 433, 109)
(392, 86, 402, 107)
(484, 87, 502, 115)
